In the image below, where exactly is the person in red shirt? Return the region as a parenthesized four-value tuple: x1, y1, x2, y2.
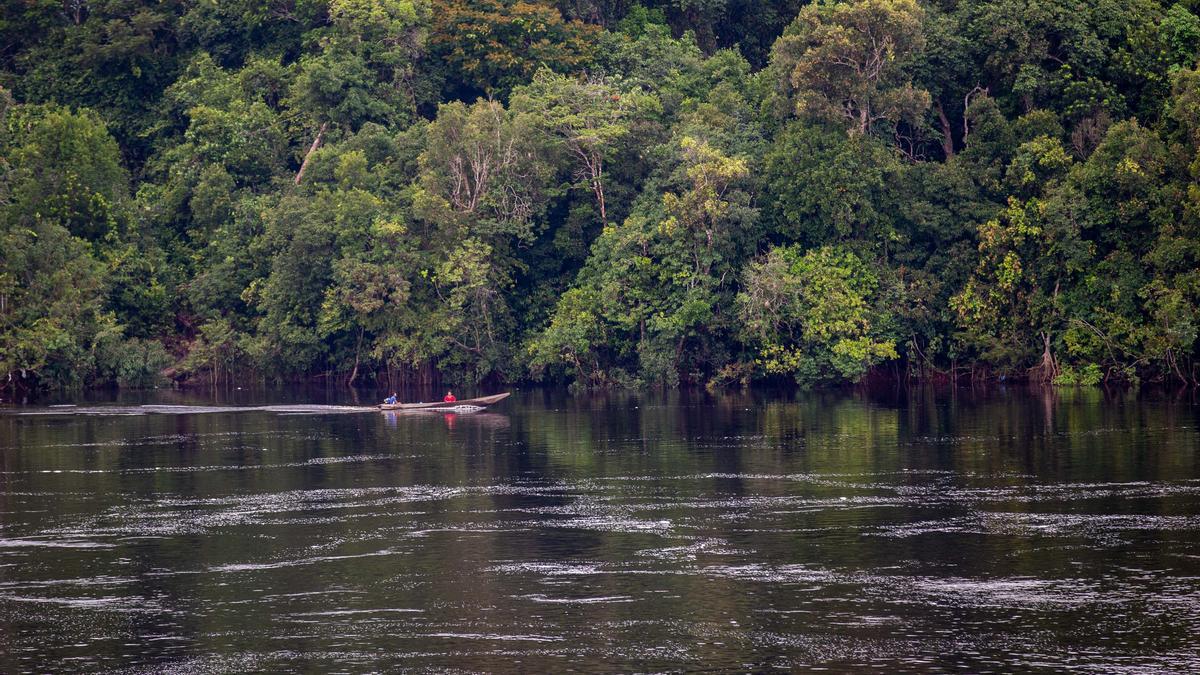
(443, 390, 456, 403)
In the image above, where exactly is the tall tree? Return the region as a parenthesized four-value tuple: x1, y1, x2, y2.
(512, 69, 657, 225)
(429, 0, 600, 98)
(771, 0, 929, 136)
(738, 245, 897, 385)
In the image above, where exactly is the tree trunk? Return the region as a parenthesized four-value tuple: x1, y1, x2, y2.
(294, 122, 328, 185)
(347, 328, 363, 387)
(595, 177, 606, 224)
(935, 101, 955, 159)
(1167, 348, 1188, 385)
(1033, 332, 1059, 383)
(590, 153, 607, 224)
(962, 86, 987, 144)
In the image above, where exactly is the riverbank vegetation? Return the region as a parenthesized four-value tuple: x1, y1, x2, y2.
(2, 0, 1199, 392)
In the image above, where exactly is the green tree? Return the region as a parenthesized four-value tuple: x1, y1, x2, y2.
(527, 286, 611, 385)
(764, 121, 900, 247)
(319, 217, 418, 384)
(950, 178, 1090, 380)
(11, 0, 186, 164)
(511, 68, 658, 225)
(771, 0, 929, 136)
(738, 245, 897, 385)
(1137, 65, 1200, 383)
(414, 99, 553, 242)
(3, 104, 128, 241)
(429, 0, 600, 98)
(0, 218, 111, 388)
(533, 133, 755, 386)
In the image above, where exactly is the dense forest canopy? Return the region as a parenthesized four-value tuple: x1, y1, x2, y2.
(2, 0, 1199, 392)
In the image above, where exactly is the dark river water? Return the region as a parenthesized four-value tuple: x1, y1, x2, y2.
(2, 387, 1199, 672)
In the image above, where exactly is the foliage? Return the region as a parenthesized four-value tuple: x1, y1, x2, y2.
(4, 104, 128, 240)
(429, 0, 599, 98)
(511, 69, 659, 224)
(764, 121, 900, 246)
(1053, 363, 1104, 387)
(0, 105, 166, 390)
(4, 0, 1200, 391)
(771, 0, 930, 136)
(738, 245, 897, 385)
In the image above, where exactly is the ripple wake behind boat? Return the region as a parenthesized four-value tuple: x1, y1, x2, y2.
(12, 404, 379, 416)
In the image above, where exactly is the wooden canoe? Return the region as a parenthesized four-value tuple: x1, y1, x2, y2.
(378, 392, 511, 411)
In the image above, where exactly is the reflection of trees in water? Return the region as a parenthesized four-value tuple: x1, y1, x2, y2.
(515, 385, 1200, 487)
(381, 411, 511, 432)
(4, 386, 1200, 670)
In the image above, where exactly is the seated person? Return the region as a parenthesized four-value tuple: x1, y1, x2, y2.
(443, 391, 456, 403)
(384, 393, 398, 405)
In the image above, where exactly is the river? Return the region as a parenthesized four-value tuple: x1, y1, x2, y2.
(1, 387, 1199, 672)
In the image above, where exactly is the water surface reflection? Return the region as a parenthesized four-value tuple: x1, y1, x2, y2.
(1, 388, 1198, 671)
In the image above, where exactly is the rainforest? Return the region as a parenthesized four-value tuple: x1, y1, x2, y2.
(2, 0, 1200, 393)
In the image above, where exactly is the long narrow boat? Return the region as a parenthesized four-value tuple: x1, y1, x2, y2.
(378, 392, 511, 411)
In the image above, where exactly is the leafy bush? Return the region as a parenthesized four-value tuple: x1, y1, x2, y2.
(1054, 363, 1104, 387)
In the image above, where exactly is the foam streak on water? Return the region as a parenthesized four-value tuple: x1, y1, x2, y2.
(12, 404, 379, 417)
(1, 390, 1199, 672)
